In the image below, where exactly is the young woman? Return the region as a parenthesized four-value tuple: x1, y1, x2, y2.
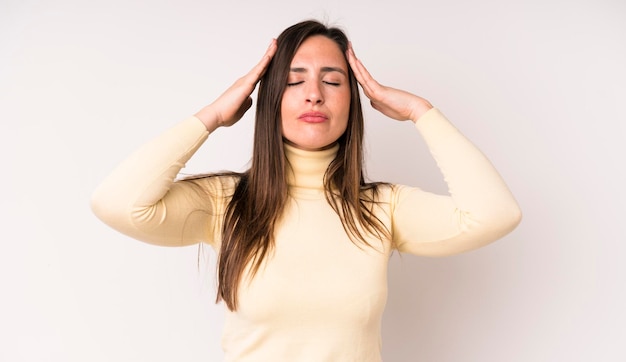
(92, 20, 521, 361)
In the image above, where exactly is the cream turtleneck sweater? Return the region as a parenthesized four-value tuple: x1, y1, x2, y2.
(91, 108, 521, 361)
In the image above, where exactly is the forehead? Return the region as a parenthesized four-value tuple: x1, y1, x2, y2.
(290, 35, 347, 68)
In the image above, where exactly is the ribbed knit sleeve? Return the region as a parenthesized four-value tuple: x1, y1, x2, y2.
(391, 108, 522, 256)
(91, 117, 227, 247)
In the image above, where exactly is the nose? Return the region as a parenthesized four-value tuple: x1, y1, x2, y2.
(305, 82, 324, 105)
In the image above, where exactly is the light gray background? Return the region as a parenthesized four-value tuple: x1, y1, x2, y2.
(2, 0, 625, 361)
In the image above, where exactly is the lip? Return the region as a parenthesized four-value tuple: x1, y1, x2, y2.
(298, 111, 328, 123)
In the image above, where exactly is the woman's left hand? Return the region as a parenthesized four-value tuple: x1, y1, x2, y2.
(346, 43, 433, 123)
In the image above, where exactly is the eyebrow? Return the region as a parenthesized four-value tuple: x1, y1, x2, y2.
(290, 66, 347, 76)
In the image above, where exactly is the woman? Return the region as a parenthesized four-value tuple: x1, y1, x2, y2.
(92, 20, 521, 361)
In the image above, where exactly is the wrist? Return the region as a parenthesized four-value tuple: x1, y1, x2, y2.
(411, 99, 434, 123)
(194, 105, 221, 133)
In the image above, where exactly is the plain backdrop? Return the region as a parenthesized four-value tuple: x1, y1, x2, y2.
(1, 0, 625, 361)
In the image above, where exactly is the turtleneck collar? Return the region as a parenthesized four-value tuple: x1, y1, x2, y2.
(284, 142, 339, 192)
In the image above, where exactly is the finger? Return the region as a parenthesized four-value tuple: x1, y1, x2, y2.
(246, 39, 278, 83)
(347, 43, 371, 84)
(346, 44, 381, 99)
(346, 42, 364, 81)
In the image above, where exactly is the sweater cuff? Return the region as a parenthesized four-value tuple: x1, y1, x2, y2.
(186, 115, 212, 136)
(414, 108, 460, 140)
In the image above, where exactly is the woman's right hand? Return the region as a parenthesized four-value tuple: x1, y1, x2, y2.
(195, 39, 278, 132)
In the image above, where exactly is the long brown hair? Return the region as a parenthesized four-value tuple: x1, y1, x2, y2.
(217, 20, 390, 311)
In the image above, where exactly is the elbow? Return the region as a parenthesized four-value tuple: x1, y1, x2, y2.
(89, 189, 150, 244)
(510, 204, 523, 229)
(400, 203, 523, 258)
(480, 201, 522, 242)
(90, 186, 126, 229)
(89, 188, 174, 246)
(501, 201, 523, 234)
(90, 188, 105, 221)
(90, 188, 112, 226)
(459, 201, 523, 251)
(478, 192, 523, 237)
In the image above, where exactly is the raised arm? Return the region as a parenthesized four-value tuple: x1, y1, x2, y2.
(346, 43, 522, 256)
(90, 40, 277, 247)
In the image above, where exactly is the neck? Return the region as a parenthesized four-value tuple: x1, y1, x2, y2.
(284, 142, 338, 190)
(282, 138, 339, 152)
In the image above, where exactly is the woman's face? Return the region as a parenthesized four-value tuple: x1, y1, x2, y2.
(280, 35, 351, 151)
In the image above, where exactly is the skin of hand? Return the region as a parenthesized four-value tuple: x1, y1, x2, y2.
(346, 43, 433, 123)
(195, 39, 278, 132)
(196, 38, 431, 132)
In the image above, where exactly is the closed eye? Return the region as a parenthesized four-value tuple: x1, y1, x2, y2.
(287, 80, 341, 87)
